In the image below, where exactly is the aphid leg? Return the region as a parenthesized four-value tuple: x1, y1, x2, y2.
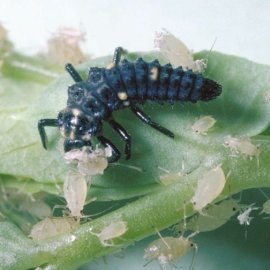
(112, 47, 124, 66)
(65, 63, 83, 82)
(97, 135, 121, 162)
(52, 204, 69, 216)
(182, 204, 187, 233)
(131, 105, 175, 138)
(108, 119, 131, 160)
(38, 119, 58, 149)
(64, 139, 87, 152)
(190, 242, 198, 270)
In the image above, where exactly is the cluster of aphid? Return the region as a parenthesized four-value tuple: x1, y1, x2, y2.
(11, 29, 266, 268)
(147, 164, 270, 269)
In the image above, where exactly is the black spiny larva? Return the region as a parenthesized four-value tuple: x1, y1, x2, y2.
(38, 47, 222, 162)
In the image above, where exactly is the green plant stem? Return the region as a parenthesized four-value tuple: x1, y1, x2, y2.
(19, 154, 270, 270)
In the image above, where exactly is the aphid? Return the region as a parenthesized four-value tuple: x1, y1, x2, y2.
(90, 219, 128, 246)
(237, 204, 258, 226)
(63, 171, 88, 217)
(191, 116, 216, 135)
(157, 163, 187, 186)
(258, 188, 270, 215)
(158, 171, 183, 186)
(154, 29, 206, 72)
(30, 217, 79, 241)
(46, 26, 88, 65)
(191, 166, 226, 212)
(178, 199, 240, 232)
(224, 135, 260, 161)
(261, 200, 270, 215)
(38, 47, 222, 162)
(144, 231, 197, 270)
(158, 167, 183, 186)
(0, 186, 51, 220)
(64, 145, 111, 176)
(20, 199, 51, 220)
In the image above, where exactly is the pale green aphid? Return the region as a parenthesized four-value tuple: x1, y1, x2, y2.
(157, 163, 186, 186)
(154, 29, 206, 72)
(20, 199, 51, 220)
(144, 231, 197, 270)
(0, 186, 51, 220)
(91, 219, 128, 247)
(64, 146, 111, 176)
(178, 199, 240, 232)
(258, 189, 270, 215)
(64, 171, 88, 218)
(261, 200, 270, 215)
(224, 136, 260, 159)
(191, 166, 226, 212)
(191, 116, 217, 135)
(158, 171, 183, 186)
(30, 217, 79, 241)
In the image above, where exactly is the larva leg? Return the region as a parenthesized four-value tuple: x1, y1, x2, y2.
(112, 47, 124, 66)
(65, 63, 83, 82)
(38, 119, 59, 149)
(97, 135, 121, 163)
(108, 119, 131, 160)
(131, 105, 175, 138)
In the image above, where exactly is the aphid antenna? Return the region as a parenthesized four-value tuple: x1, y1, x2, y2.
(154, 227, 171, 249)
(52, 202, 71, 216)
(157, 166, 170, 173)
(258, 188, 269, 200)
(202, 37, 217, 72)
(257, 188, 270, 216)
(11, 181, 35, 200)
(110, 163, 143, 173)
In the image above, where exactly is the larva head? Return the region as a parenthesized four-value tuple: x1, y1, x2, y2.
(201, 78, 222, 101)
(58, 106, 102, 142)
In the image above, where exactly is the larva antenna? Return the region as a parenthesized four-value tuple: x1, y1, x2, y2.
(65, 63, 83, 82)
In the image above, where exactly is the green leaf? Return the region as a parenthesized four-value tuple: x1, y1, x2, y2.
(1, 50, 270, 269)
(1, 51, 270, 200)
